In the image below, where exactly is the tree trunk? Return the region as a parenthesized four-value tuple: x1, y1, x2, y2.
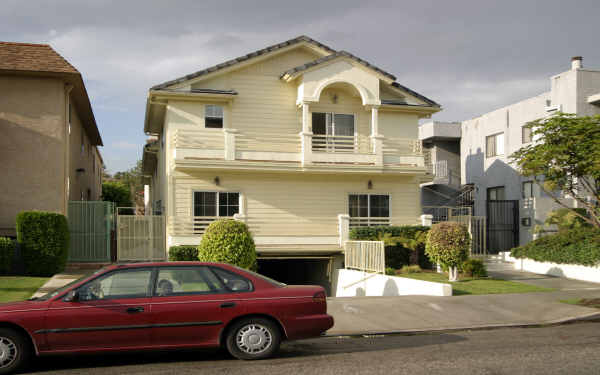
(448, 266, 458, 282)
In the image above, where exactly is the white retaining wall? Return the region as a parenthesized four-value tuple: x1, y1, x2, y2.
(500, 252, 600, 284)
(334, 269, 452, 297)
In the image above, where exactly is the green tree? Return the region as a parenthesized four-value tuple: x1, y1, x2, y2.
(510, 113, 600, 229)
(110, 160, 145, 214)
(101, 181, 132, 208)
(198, 220, 257, 271)
(425, 222, 471, 281)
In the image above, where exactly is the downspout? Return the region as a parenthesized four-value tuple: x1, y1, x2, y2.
(64, 84, 74, 215)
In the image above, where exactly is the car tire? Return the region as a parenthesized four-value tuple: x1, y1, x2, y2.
(225, 317, 281, 360)
(0, 328, 31, 375)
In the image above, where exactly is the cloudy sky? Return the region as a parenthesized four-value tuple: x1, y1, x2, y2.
(3, 0, 598, 173)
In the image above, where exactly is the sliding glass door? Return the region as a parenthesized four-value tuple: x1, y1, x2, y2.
(312, 112, 355, 152)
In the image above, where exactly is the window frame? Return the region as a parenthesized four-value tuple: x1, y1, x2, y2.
(192, 191, 240, 218)
(152, 266, 231, 297)
(522, 181, 534, 199)
(347, 193, 392, 224)
(204, 104, 224, 129)
(485, 132, 505, 158)
(72, 267, 156, 302)
(209, 266, 254, 293)
(522, 125, 532, 144)
(487, 186, 506, 201)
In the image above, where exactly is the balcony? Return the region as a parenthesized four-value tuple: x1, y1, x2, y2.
(172, 128, 427, 171)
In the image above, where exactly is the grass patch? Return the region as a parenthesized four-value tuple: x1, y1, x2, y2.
(560, 298, 600, 309)
(399, 271, 554, 296)
(0, 276, 49, 303)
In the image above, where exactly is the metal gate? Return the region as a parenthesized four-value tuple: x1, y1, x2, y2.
(117, 209, 166, 262)
(67, 201, 114, 262)
(486, 200, 519, 254)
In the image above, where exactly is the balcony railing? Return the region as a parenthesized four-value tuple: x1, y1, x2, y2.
(172, 128, 426, 167)
(349, 217, 391, 228)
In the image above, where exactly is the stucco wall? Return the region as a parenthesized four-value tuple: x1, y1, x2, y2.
(0, 76, 67, 236)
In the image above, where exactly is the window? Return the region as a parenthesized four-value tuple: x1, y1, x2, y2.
(211, 267, 253, 292)
(522, 181, 534, 199)
(193, 192, 239, 217)
(522, 125, 532, 144)
(349, 194, 390, 226)
(77, 269, 152, 301)
(485, 133, 504, 157)
(205, 105, 224, 128)
(155, 267, 227, 296)
(487, 186, 505, 201)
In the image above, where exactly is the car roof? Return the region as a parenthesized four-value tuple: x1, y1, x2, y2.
(112, 261, 228, 269)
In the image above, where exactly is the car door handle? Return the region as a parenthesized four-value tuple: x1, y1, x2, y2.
(126, 306, 145, 314)
(220, 302, 236, 308)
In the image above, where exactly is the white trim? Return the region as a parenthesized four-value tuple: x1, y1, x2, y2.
(190, 190, 240, 218)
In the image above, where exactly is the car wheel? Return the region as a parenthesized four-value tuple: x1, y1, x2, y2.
(225, 317, 281, 360)
(0, 328, 31, 375)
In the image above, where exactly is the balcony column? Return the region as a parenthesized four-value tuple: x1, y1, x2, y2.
(300, 102, 313, 165)
(370, 106, 384, 166)
(223, 128, 238, 161)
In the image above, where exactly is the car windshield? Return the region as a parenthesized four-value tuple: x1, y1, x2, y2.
(32, 267, 109, 301)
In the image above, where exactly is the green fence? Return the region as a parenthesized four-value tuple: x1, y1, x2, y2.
(68, 201, 114, 262)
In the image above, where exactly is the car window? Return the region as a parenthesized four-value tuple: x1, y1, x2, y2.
(78, 269, 152, 301)
(210, 267, 253, 292)
(154, 267, 227, 297)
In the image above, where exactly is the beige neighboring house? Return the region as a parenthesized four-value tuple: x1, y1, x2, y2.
(142, 36, 440, 289)
(0, 41, 104, 237)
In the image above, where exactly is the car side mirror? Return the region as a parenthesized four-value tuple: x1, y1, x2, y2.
(64, 290, 80, 302)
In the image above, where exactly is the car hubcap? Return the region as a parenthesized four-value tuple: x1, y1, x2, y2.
(0, 337, 17, 369)
(236, 324, 272, 354)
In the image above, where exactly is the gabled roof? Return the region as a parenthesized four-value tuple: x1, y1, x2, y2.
(151, 35, 336, 90)
(280, 50, 396, 81)
(0, 41, 103, 145)
(391, 82, 440, 108)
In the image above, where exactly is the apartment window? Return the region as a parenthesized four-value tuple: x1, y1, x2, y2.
(205, 105, 224, 128)
(522, 125, 532, 144)
(349, 194, 390, 226)
(485, 133, 504, 157)
(522, 181, 534, 199)
(193, 192, 239, 217)
(487, 186, 505, 201)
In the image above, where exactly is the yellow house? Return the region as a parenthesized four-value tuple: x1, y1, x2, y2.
(142, 36, 440, 289)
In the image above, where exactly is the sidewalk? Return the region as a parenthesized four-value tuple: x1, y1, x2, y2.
(326, 268, 600, 336)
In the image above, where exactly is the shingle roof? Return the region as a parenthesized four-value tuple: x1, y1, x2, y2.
(391, 82, 440, 108)
(151, 35, 336, 90)
(280, 50, 396, 81)
(0, 41, 79, 74)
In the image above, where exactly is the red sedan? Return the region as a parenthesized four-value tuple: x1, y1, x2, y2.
(0, 262, 333, 374)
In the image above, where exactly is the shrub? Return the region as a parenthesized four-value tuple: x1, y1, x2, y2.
(16, 211, 70, 276)
(0, 237, 15, 275)
(511, 228, 600, 266)
(425, 222, 471, 281)
(350, 226, 432, 269)
(101, 181, 132, 208)
(543, 208, 592, 233)
(462, 258, 487, 278)
(385, 267, 396, 276)
(168, 245, 199, 261)
(198, 219, 257, 270)
(398, 265, 422, 274)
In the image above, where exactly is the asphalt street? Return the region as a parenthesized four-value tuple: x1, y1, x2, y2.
(27, 321, 600, 375)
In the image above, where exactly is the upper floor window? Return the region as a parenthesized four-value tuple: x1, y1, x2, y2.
(485, 133, 504, 158)
(522, 181, 534, 199)
(205, 105, 224, 128)
(522, 125, 532, 144)
(487, 186, 505, 201)
(193, 191, 239, 217)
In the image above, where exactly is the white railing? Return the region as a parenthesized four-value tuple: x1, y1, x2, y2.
(173, 129, 224, 149)
(236, 131, 301, 153)
(168, 216, 220, 235)
(349, 217, 391, 228)
(312, 134, 370, 154)
(382, 137, 423, 156)
(344, 241, 385, 274)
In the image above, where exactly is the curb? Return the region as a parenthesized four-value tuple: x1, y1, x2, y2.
(323, 311, 600, 337)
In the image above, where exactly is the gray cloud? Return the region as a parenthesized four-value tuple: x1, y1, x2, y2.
(2, 0, 599, 171)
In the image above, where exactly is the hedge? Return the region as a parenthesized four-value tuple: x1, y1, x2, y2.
(0, 237, 15, 275)
(198, 219, 257, 270)
(350, 225, 432, 269)
(168, 245, 199, 261)
(511, 228, 600, 266)
(16, 211, 70, 276)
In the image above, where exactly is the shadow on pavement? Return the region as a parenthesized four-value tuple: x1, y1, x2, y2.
(28, 334, 467, 373)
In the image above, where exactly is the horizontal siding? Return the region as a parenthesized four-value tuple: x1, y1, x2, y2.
(171, 171, 420, 237)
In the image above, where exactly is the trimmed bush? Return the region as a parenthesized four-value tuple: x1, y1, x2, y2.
(198, 219, 257, 271)
(511, 228, 600, 266)
(168, 245, 199, 261)
(398, 265, 422, 274)
(462, 258, 487, 278)
(385, 267, 396, 276)
(350, 225, 432, 269)
(425, 222, 471, 281)
(16, 211, 70, 276)
(0, 237, 15, 275)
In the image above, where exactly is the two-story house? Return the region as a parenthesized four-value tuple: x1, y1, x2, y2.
(0, 41, 104, 237)
(142, 36, 440, 289)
